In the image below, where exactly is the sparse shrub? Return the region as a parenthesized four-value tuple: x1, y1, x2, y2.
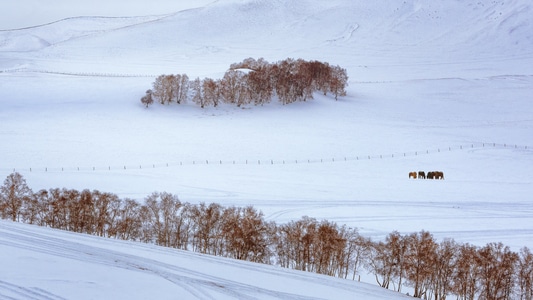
(140, 89, 154, 108)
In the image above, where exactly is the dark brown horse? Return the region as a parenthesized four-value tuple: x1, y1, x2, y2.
(418, 171, 426, 179)
(427, 171, 444, 179)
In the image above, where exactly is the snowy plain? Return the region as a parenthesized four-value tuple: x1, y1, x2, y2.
(1, 0, 533, 299)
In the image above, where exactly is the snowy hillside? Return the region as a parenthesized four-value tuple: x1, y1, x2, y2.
(1, 0, 533, 299)
(0, 220, 409, 299)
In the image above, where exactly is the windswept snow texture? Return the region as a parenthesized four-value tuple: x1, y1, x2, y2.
(1, 0, 533, 298)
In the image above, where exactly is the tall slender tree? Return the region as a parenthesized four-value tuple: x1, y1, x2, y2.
(0, 172, 33, 222)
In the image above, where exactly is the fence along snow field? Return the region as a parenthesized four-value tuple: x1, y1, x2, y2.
(5, 142, 530, 173)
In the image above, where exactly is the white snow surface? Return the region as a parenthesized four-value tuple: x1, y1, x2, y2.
(1, 0, 533, 299)
(0, 220, 408, 299)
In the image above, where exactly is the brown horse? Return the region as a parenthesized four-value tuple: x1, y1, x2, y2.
(427, 171, 444, 179)
(418, 171, 426, 179)
(409, 172, 417, 179)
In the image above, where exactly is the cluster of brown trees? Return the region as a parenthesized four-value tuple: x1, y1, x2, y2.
(1, 172, 532, 299)
(141, 57, 348, 108)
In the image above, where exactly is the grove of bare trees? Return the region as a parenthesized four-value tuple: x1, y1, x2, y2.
(142, 58, 348, 108)
(1, 172, 532, 299)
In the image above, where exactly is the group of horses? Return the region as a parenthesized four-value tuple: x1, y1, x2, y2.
(409, 171, 444, 180)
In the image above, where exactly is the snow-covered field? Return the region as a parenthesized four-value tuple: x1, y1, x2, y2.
(1, 0, 532, 299)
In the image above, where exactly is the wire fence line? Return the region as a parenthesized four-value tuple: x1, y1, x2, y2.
(2, 142, 530, 174)
(2, 68, 158, 78)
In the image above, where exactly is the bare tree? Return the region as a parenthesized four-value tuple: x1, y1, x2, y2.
(152, 75, 175, 104)
(328, 65, 348, 100)
(140, 89, 154, 108)
(342, 227, 370, 281)
(69, 189, 95, 234)
(220, 69, 247, 106)
(477, 242, 518, 300)
(308, 60, 331, 95)
(431, 238, 459, 300)
(453, 243, 481, 300)
(518, 247, 533, 300)
(143, 192, 182, 247)
(202, 78, 221, 107)
(404, 231, 437, 298)
(221, 206, 270, 263)
(158, 192, 183, 248)
(110, 198, 141, 241)
(273, 58, 299, 105)
(0, 172, 33, 222)
(247, 66, 273, 106)
(175, 74, 189, 104)
(367, 239, 395, 289)
(32, 189, 51, 226)
(387, 231, 409, 292)
(191, 77, 205, 108)
(91, 190, 116, 237)
(190, 202, 223, 254)
(274, 216, 317, 271)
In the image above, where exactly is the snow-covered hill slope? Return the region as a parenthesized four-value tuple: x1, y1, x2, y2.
(0, 220, 409, 299)
(1, 0, 532, 298)
(1, 0, 532, 76)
